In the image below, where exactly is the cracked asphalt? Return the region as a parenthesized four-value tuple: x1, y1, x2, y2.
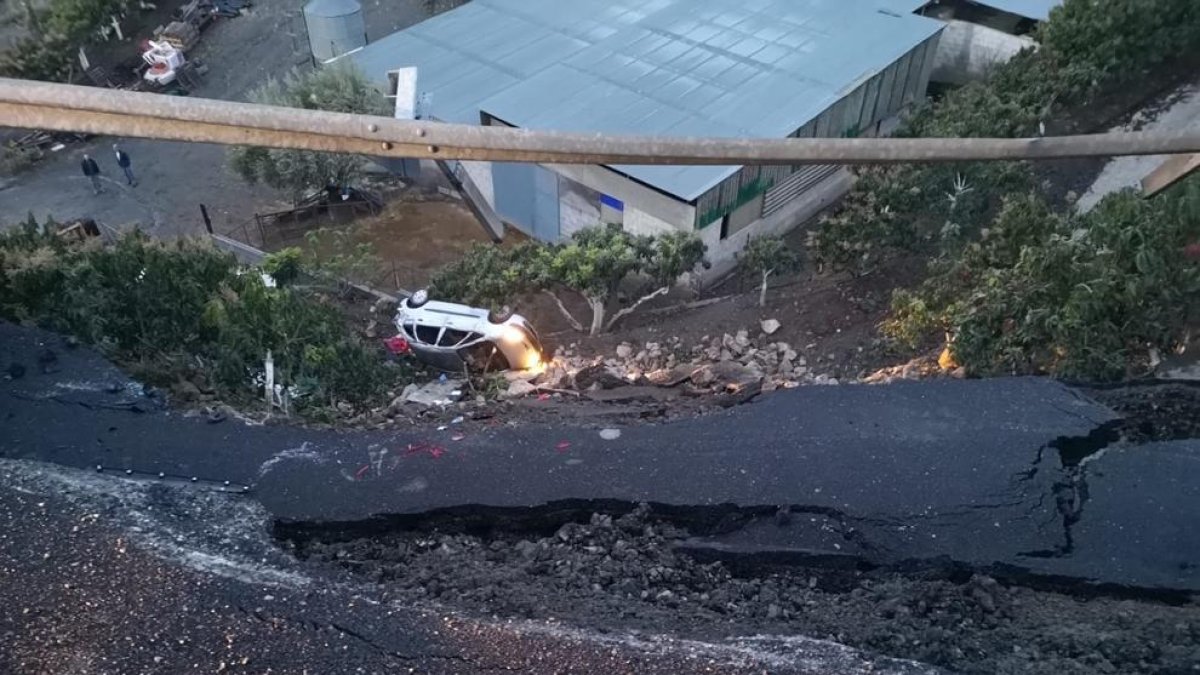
(0, 459, 937, 674)
(2, 321, 1200, 672)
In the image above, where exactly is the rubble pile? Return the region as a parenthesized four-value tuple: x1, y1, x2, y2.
(511, 321, 839, 399)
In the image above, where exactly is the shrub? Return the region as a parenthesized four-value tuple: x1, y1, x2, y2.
(885, 177, 1200, 380)
(0, 225, 404, 414)
(262, 248, 303, 286)
(810, 0, 1200, 273)
(429, 241, 540, 310)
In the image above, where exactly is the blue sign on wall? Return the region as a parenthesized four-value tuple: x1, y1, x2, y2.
(600, 194, 625, 211)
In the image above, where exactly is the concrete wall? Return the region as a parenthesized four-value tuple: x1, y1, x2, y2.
(624, 207, 680, 238)
(699, 168, 853, 280)
(558, 175, 602, 238)
(459, 160, 494, 206)
(930, 19, 1034, 85)
(544, 163, 695, 230)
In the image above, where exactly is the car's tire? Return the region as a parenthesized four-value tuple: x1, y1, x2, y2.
(407, 289, 430, 308)
(488, 305, 514, 324)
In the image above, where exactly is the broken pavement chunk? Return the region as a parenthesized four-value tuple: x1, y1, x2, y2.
(402, 379, 465, 407)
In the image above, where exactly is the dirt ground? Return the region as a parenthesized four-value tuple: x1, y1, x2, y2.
(283, 499, 1200, 675)
(497, 252, 930, 387)
(287, 192, 525, 291)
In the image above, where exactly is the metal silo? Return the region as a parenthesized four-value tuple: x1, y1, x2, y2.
(303, 0, 366, 64)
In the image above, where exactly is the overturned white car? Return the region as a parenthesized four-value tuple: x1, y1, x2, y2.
(394, 290, 544, 372)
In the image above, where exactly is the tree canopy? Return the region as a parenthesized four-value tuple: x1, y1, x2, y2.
(431, 225, 707, 335)
(228, 64, 390, 200)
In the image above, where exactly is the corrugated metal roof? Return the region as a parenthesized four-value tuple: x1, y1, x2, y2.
(347, 0, 942, 201)
(973, 0, 1061, 21)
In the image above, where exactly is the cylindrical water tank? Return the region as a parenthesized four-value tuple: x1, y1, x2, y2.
(303, 0, 366, 64)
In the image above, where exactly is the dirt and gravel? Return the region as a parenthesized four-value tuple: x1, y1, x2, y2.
(1087, 383, 1200, 443)
(277, 382, 1200, 674)
(282, 502, 1200, 675)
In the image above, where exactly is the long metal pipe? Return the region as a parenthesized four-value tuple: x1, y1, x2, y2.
(4, 78, 1200, 165)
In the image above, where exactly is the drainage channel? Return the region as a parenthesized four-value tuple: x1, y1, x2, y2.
(273, 500, 1200, 673)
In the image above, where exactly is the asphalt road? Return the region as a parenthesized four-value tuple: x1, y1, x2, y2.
(0, 457, 938, 675)
(2, 321, 1198, 595)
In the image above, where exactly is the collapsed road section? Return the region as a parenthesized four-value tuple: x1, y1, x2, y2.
(1, 320, 1197, 593)
(1, 321, 1199, 673)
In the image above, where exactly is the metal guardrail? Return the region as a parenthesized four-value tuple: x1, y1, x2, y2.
(5, 78, 1200, 165)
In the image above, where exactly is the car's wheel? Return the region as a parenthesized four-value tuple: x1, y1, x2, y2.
(407, 289, 430, 308)
(488, 305, 514, 324)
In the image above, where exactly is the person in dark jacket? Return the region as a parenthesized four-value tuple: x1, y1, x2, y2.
(113, 143, 136, 187)
(80, 154, 102, 194)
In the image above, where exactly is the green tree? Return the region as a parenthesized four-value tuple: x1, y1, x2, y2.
(539, 225, 706, 336)
(228, 64, 390, 200)
(429, 225, 707, 336)
(739, 236, 799, 307)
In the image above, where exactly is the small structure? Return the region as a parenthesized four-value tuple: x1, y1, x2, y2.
(342, 0, 944, 275)
(303, 0, 367, 65)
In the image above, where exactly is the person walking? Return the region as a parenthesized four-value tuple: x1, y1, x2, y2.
(113, 144, 136, 187)
(80, 154, 102, 194)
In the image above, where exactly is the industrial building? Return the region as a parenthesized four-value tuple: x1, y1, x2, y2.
(339, 0, 945, 272)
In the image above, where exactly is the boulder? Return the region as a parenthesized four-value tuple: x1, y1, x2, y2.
(710, 361, 764, 389)
(503, 380, 537, 399)
(760, 319, 781, 335)
(536, 364, 571, 389)
(574, 364, 627, 390)
(615, 343, 633, 359)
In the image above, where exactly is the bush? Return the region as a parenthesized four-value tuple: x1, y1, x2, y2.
(0, 0, 133, 81)
(262, 247, 303, 286)
(429, 241, 540, 310)
(885, 177, 1200, 380)
(810, 0, 1200, 273)
(0, 225, 404, 414)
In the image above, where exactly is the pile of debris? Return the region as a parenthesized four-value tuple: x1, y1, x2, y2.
(509, 320, 839, 400)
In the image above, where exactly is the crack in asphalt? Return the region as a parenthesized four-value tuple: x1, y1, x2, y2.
(9, 390, 158, 414)
(235, 602, 520, 670)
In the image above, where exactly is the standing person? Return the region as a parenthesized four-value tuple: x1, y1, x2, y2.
(113, 144, 136, 187)
(80, 154, 102, 194)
